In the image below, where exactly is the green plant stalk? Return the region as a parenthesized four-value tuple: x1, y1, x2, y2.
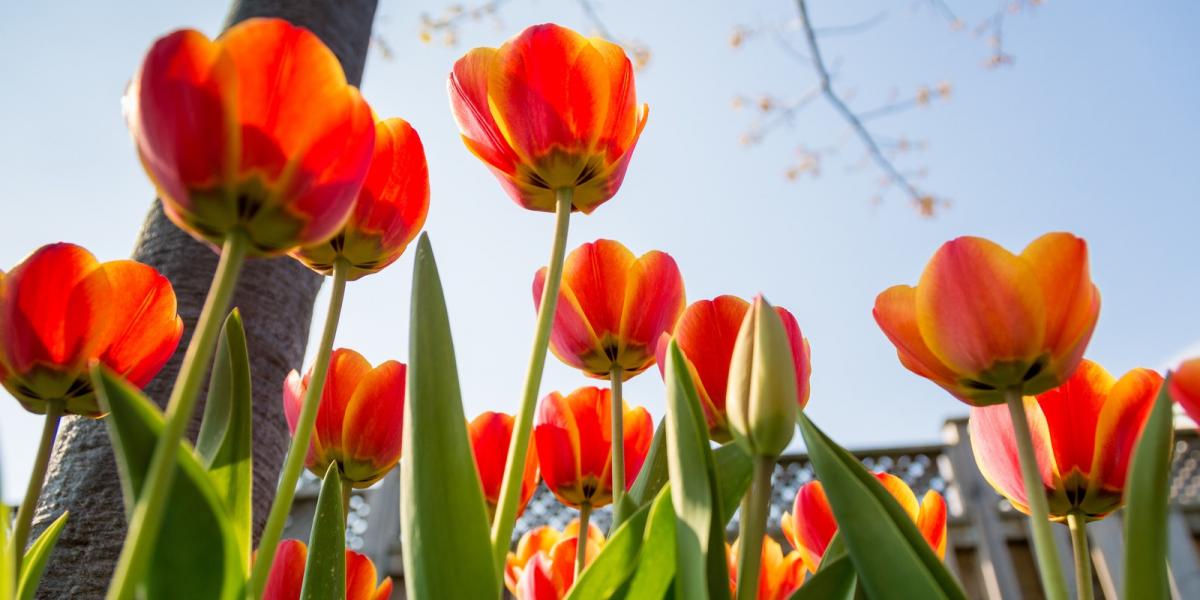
(610, 366, 626, 508)
(735, 456, 773, 600)
(574, 502, 592, 579)
(8, 399, 63, 577)
(1004, 388, 1068, 600)
(341, 475, 353, 526)
(249, 257, 350, 599)
(107, 230, 248, 600)
(489, 188, 573, 574)
(1067, 511, 1094, 600)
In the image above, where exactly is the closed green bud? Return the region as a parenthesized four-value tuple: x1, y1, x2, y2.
(727, 295, 798, 457)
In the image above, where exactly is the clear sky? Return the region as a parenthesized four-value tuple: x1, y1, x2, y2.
(2, 0, 1198, 502)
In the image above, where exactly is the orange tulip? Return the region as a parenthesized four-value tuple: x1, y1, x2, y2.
(655, 295, 811, 442)
(874, 232, 1100, 406)
(504, 520, 605, 596)
(283, 348, 405, 487)
(127, 18, 375, 255)
(534, 239, 685, 380)
(261, 539, 393, 600)
(781, 473, 947, 571)
(1169, 357, 1200, 425)
(968, 359, 1162, 521)
(469, 411, 540, 518)
(727, 536, 808, 600)
(533, 386, 653, 508)
(292, 117, 430, 280)
(0, 243, 182, 416)
(448, 23, 648, 213)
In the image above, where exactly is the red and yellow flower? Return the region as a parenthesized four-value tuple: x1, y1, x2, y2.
(655, 295, 811, 442)
(283, 348, 405, 487)
(504, 520, 605, 596)
(874, 232, 1100, 406)
(968, 359, 1162, 521)
(533, 386, 653, 508)
(1169, 358, 1200, 425)
(127, 18, 375, 254)
(261, 539, 393, 600)
(534, 239, 685, 380)
(726, 536, 808, 600)
(0, 243, 182, 416)
(292, 117, 430, 279)
(781, 473, 947, 571)
(469, 411, 540, 518)
(448, 23, 648, 213)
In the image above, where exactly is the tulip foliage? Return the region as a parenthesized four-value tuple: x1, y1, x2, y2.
(0, 14, 1191, 600)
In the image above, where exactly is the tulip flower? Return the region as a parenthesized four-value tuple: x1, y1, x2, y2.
(292, 117, 430, 280)
(727, 537, 808, 600)
(469, 411, 540, 518)
(727, 295, 802, 458)
(873, 232, 1100, 406)
(127, 17, 375, 255)
(1169, 358, 1200, 425)
(657, 295, 811, 444)
(0, 243, 182, 417)
(261, 539, 393, 600)
(448, 23, 648, 214)
(504, 520, 605, 595)
(283, 348, 405, 488)
(781, 473, 947, 572)
(968, 359, 1162, 521)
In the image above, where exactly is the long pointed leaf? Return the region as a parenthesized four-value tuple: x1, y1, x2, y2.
(624, 486, 678, 599)
(300, 465, 345, 600)
(1123, 375, 1175, 598)
(1, 506, 13, 600)
(16, 511, 68, 600)
(565, 500, 652, 599)
(714, 442, 752, 524)
(401, 234, 499, 598)
(789, 555, 857, 600)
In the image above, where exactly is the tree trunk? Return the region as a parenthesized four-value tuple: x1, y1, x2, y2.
(29, 2, 378, 597)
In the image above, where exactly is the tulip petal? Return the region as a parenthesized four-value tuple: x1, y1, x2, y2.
(516, 552, 562, 600)
(563, 240, 635, 344)
(622, 406, 654, 490)
(314, 348, 373, 465)
(93, 260, 183, 388)
(873, 285, 967, 398)
(535, 391, 585, 505)
(1034, 359, 1111, 482)
(346, 550, 380, 600)
(791, 480, 838, 572)
(535, 265, 601, 374)
(448, 47, 519, 174)
(341, 360, 406, 485)
(261, 538, 307, 600)
(775, 306, 812, 408)
(874, 473, 920, 522)
(1091, 367, 1161, 492)
(968, 398, 1060, 515)
(1171, 358, 1200, 425)
(674, 295, 750, 417)
(619, 250, 685, 376)
(1019, 233, 1100, 380)
(917, 491, 948, 559)
(589, 37, 639, 163)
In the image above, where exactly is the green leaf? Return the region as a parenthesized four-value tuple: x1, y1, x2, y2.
(624, 486, 678, 599)
(789, 555, 857, 600)
(195, 309, 253, 568)
(1, 505, 13, 600)
(565, 500, 652, 599)
(16, 511, 68, 600)
(1123, 375, 1176, 599)
(300, 464, 345, 600)
(713, 442, 753, 524)
(400, 234, 499, 599)
(95, 367, 242, 600)
(797, 412, 964, 600)
(627, 421, 668, 508)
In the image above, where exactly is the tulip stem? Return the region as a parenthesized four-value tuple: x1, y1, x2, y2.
(610, 366, 625, 509)
(342, 475, 354, 526)
(490, 188, 573, 577)
(8, 399, 63, 578)
(249, 256, 350, 599)
(1004, 388, 1069, 600)
(736, 456, 773, 600)
(107, 229, 248, 600)
(574, 502, 592, 579)
(1067, 511, 1094, 600)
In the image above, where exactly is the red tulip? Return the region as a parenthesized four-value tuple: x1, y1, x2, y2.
(781, 473, 947, 571)
(469, 411, 540, 518)
(292, 117, 430, 280)
(504, 520, 605, 596)
(1169, 358, 1200, 425)
(655, 295, 811, 442)
(533, 387, 653, 508)
(0, 243, 182, 416)
(727, 536, 808, 600)
(448, 23, 648, 213)
(969, 359, 1162, 520)
(534, 239, 685, 380)
(283, 348, 405, 487)
(261, 539, 393, 600)
(127, 18, 375, 255)
(874, 232, 1100, 406)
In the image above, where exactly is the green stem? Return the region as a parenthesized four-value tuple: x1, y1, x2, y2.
(1067, 511, 1094, 600)
(8, 400, 63, 577)
(249, 257, 350, 599)
(574, 502, 592, 579)
(736, 457, 773, 600)
(489, 188, 573, 576)
(107, 230, 248, 600)
(341, 475, 354, 526)
(1005, 388, 1069, 600)
(610, 366, 625, 508)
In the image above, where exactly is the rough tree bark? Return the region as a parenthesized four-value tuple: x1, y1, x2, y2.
(28, 1, 378, 597)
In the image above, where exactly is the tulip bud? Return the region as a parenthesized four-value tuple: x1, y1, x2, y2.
(727, 295, 798, 457)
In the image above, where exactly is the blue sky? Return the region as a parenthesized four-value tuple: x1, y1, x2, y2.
(2, 0, 1198, 502)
